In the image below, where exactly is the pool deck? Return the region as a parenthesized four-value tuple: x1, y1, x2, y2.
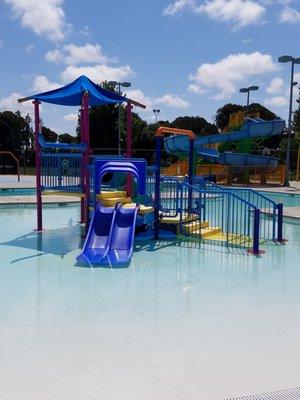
(1, 175, 300, 218)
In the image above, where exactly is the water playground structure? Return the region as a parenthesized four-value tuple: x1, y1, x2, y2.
(18, 75, 286, 266)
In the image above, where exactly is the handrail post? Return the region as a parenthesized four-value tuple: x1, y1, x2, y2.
(277, 203, 284, 242)
(253, 208, 260, 255)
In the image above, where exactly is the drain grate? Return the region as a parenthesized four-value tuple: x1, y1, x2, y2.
(225, 387, 300, 400)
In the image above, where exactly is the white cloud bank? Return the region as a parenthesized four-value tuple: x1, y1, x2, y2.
(266, 77, 284, 94)
(4, 0, 70, 41)
(279, 6, 300, 23)
(154, 94, 190, 108)
(45, 43, 109, 65)
(163, 0, 266, 27)
(189, 51, 277, 99)
(60, 64, 134, 84)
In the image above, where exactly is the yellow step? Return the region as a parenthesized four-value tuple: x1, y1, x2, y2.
(97, 191, 127, 199)
(190, 227, 222, 238)
(101, 197, 131, 207)
(184, 220, 209, 233)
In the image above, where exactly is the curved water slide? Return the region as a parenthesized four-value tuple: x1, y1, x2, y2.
(164, 118, 285, 172)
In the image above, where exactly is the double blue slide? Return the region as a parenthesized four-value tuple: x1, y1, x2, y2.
(164, 118, 285, 171)
(76, 203, 139, 267)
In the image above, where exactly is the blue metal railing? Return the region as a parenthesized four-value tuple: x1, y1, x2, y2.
(178, 181, 260, 253)
(41, 153, 83, 192)
(155, 176, 261, 253)
(192, 177, 283, 241)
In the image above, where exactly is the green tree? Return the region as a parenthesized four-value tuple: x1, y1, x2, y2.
(41, 126, 58, 142)
(0, 111, 33, 153)
(59, 133, 77, 144)
(170, 116, 218, 136)
(215, 103, 245, 131)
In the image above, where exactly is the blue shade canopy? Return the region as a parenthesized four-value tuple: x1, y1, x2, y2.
(19, 75, 127, 106)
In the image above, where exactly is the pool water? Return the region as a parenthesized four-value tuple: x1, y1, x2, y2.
(257, 191, 300, 207)
(0, 187, 36, 196)
(0, 202, 300, 400)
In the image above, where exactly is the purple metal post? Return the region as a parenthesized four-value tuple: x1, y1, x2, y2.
(126, 101, 133, 196)
(82, 92, 90, 229)
(80, 103, 85, 223)
(34, 100, 42, 231)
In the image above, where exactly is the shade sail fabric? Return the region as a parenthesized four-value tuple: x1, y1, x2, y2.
(26, 75, 126, 106)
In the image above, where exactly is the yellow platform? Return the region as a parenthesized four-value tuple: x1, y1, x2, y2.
(97, 191, 127, 199)
(123, 203, 154, 215)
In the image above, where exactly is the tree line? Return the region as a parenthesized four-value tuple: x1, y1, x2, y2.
(0, 101, 299, 169)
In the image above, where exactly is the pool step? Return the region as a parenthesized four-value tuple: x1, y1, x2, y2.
(194, 227, 222, 238)
(184, 220, 209, 233)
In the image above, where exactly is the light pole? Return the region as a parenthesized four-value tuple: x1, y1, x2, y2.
(108, 81, 131, 155)
(153, 109, 160, 123)
(239, 86, 259, 115)
(278, 55, 300, 186)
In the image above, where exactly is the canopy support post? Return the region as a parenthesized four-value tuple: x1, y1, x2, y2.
(34, 100, 43, 231)
(126, 101, 133, 196)
(82, 92, 90, 231)
(80, 103, 85, 224)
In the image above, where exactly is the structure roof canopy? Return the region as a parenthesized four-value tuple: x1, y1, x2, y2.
(18, 75, 127, 106)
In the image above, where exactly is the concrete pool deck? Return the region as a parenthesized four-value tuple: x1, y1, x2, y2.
(1, 175, 300, 218)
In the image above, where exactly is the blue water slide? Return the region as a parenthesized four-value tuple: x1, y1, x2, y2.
(38, 134, 87, 151)
(197, 147, 279, 171)
(76, 203, 116, 265)
(105, 205, 139, 266)
(164, 118, 285, 154)
(76, 203, 139, 267)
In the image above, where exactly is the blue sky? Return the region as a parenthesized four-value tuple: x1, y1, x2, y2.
(0, 0, 300, 136)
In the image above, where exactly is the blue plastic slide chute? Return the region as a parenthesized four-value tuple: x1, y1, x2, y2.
(164, 118, 285, 171)
(197, 147, 279, 171)
(76, 203, 139, 267)
(38, 134, 87, 152)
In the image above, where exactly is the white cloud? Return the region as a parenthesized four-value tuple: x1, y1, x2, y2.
(242, 38, 252, 44)
(264, 96, 288, 107)
(60, 64, 134, 84)
(32, 75, 60, 92)
(188, 83, 209, 95)
(154, 94, 190, 108)
(189, 52, 277, 99)
(63, 113, 78, 122)
(0, 92, 33, 116)
(162, 0, 195, 15)
(4, 0, 69, 41)
(197, 0, 266, 27)
(266, 77, 284, 94)
(24, 44, 35, 53)
(125, 89, 152, 109)
(279, 6, 300, 23)
(45, 49, 62, 63)
(45, 43, 109, 65)
(163, 0, 265, 27)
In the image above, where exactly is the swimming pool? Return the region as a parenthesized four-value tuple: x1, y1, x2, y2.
(0, 187, 36, 196)
(0, 201, 299, 400)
